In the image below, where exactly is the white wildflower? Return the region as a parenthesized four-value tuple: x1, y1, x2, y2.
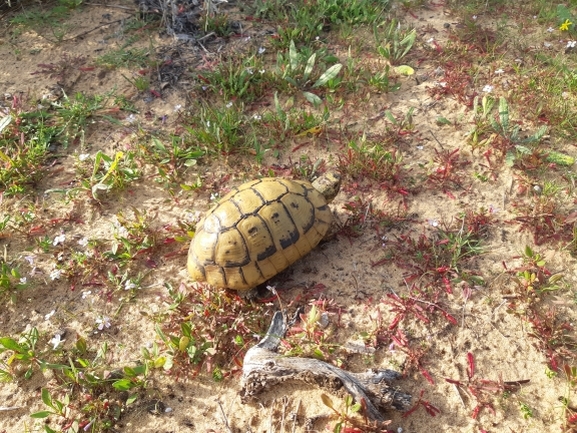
(494, 69, 505, 75)
(78, 237, 89, 247)
(96, 316, 111, 331)
(50, 269, 62, 280)
(482, 84, 493, 93)
(45, 310, 55, 321)
(53, 234, 66, 246)
(79, 153, 91, 161)
(50, 334, 64, 350)
(125, 280, 138, 291)
(258, 47, 266, 54)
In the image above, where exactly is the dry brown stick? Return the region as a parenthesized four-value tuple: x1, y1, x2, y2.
(240, 311, 412, 424)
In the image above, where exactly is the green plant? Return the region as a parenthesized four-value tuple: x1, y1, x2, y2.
(0, 261, 27, 301)
(84, 150, 140, 200)
(321, 394, 362, 433)
(122, 74, 150, 92)
(0, 110, 55, 195)
(31, 388, 71, 419)
(276, 40, 343, 105)
(367, 65, 400, 92)
(374, 19, 417, 65)
(197, 54, 270, 102)
(186, 104, 244, 153)
(95, 45, 150, 69)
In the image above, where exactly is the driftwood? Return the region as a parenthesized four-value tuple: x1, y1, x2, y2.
(240, 311, 412, 423)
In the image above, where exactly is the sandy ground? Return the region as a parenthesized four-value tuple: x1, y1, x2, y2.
(1, 1, 577, 432)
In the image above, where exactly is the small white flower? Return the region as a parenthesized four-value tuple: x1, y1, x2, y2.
(258, 47, 266, 54)
(24, 255, 35, 265)
(547, 27, 554, 33)
(53, 234, 66, 246)
(50, 269, 62, 280)
(96, 316, 111, 331)
(253, 114, 262, 120)
(125, 114, 136, 124)
(57, 252, 64, 262)
(19, 277, 27, 284)
(210, 192, 219, 201)
(562, 91, 570, 99)
(315, 36, 320, 41)
(174, 104, 182, 112)
(45, 310, 55, 321)
(50, 334, 64, 350)
(494, 69, 505, 75)
(472, 15, 477, 20)
(78, 237, 89, 247)
(416, 145, 424, 150)
(427, 37, 434, 43)
(79, 153, 90, 161)
(482, 84, 493, 93)
(259, 69, 265, 74)
(226, 102, 233, 108)
(567, 40, 576, 48)
(428, 219, 439, 227)
(125, 280, 137, 291)
(245, 68, 254, 75)
(533, 15, 537, 19)
(206, 120, 211, 128)
(544, 42, 552, 48)
(201, 86, 208, 91)
(81, 290, 92, 299)
(436, 81, 447, 88)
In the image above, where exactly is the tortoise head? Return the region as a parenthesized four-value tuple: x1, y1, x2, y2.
(311, 171, 341, 203)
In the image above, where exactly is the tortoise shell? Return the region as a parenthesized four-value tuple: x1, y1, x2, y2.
(187, 173, 340, 291)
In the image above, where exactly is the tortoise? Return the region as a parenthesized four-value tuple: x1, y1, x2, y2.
(187, 172, 341, 292)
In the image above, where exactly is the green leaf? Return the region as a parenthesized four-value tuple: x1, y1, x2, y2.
(505, 151, 516, 167)
(303, 53, 317, 82)
(394, 65, 414, 76)
(0, 114, 12, 133)
(546, 151, 574, 166)
(126, 394, 138, 405)
(303, 92, 322, 106)
(312, 64, 343, 88)
(41, 388, 52, 408)
(289, 40, 298, 71)
(30, 411, 52, 419)
(112, 378, 133, 391)
(498, 97, 509, 131)
(320, 393, 335, 409)
(514, 145, 531, 155)
(399, 29, 417, 58)
(0, 338, 22, 352)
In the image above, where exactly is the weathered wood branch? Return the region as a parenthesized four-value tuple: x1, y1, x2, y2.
(240, 311, 412, 423)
